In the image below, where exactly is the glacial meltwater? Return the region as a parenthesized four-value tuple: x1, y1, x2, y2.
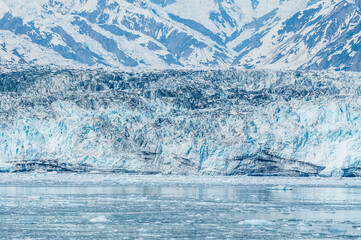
(0, 174, 361, 239)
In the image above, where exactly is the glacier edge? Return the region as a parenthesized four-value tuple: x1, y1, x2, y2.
(1, 69, 361, 177)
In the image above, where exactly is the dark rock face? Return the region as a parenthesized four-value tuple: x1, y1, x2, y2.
(12, 160, 91, 172)
(227, 151, 325, 177)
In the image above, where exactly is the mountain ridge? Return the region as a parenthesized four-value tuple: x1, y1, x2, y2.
(0, 0, 359, 71)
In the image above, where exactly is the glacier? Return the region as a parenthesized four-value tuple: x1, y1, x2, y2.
(1, 68, 361, 177)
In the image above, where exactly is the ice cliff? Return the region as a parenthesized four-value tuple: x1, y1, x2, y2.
(1, 69, 361, 177)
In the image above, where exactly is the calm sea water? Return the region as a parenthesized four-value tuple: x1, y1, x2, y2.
(0, 179, 361, 239)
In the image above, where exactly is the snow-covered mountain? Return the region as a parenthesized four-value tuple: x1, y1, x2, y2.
(233, 0, 361, 71)
(0, 0, 359, 70)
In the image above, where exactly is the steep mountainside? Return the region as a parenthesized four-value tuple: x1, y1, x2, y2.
(233, 0, 361, 71)
(0, 0, 358, 70)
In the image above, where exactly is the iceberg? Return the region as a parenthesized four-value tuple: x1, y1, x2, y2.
(90, 216, 110, 223)
(238, 220, 273, 226)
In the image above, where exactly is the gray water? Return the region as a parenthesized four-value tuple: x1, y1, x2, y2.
(1, 182, 361, 239)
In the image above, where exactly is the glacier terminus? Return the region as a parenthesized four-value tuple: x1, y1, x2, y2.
(0, 69, 360, 177)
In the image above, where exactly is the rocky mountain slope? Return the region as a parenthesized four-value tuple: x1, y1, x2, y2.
(0, 0, 359, 70)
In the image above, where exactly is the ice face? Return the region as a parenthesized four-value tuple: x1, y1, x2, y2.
(0, 69, 361, 176)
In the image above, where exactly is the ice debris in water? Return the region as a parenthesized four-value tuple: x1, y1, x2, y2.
(327, 228, 347, 233)
(352, 226, 361, 231)
(90, 216, 110, 223)
(28, 196, 41, 200)
(267, 185, 293, 191)
(238, 220, 273, 226)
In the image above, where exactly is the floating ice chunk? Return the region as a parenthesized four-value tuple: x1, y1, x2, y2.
(268, 185, 293, 191)
(90, 215, 110, 223)
(327, 228, 347, 233)
(238, 219, 273, 226)
(287, 218, 303, 222)
(352, 226, 361, 231)
(28, 196, 41, 200)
